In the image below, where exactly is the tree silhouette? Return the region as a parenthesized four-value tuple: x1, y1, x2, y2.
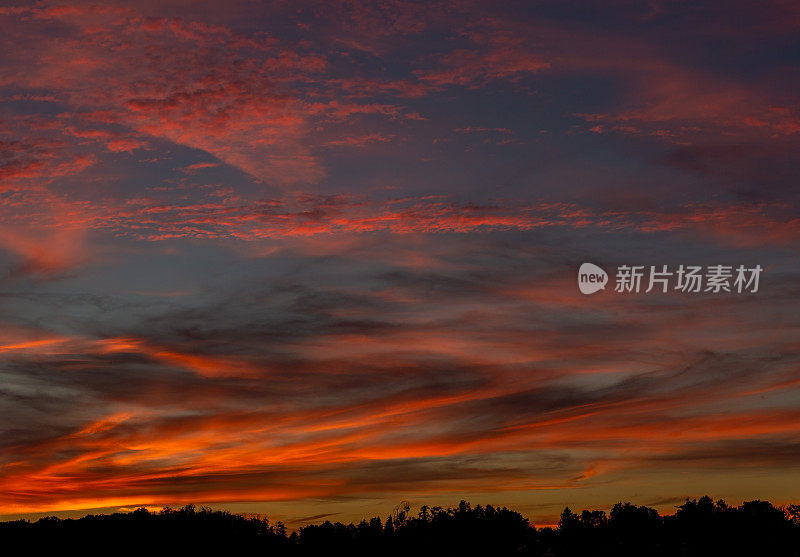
(1, 496, 798, 556)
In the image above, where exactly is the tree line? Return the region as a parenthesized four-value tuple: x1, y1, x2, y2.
(2, 496, 799, 555)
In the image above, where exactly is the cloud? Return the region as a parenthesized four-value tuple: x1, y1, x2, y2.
(5, 190, 799, 248)
(0, 5, 327, 186)
(1, 244, 799, 515)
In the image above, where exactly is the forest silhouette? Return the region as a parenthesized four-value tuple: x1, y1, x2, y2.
(2, 496, 799, 555)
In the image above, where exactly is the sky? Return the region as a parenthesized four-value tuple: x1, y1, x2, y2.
(1, 0, 799, 527)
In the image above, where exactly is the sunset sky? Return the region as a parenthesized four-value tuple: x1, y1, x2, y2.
(1, 0, 799, 527)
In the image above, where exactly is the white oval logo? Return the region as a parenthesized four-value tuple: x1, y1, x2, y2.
(578, 263, 608, 295)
